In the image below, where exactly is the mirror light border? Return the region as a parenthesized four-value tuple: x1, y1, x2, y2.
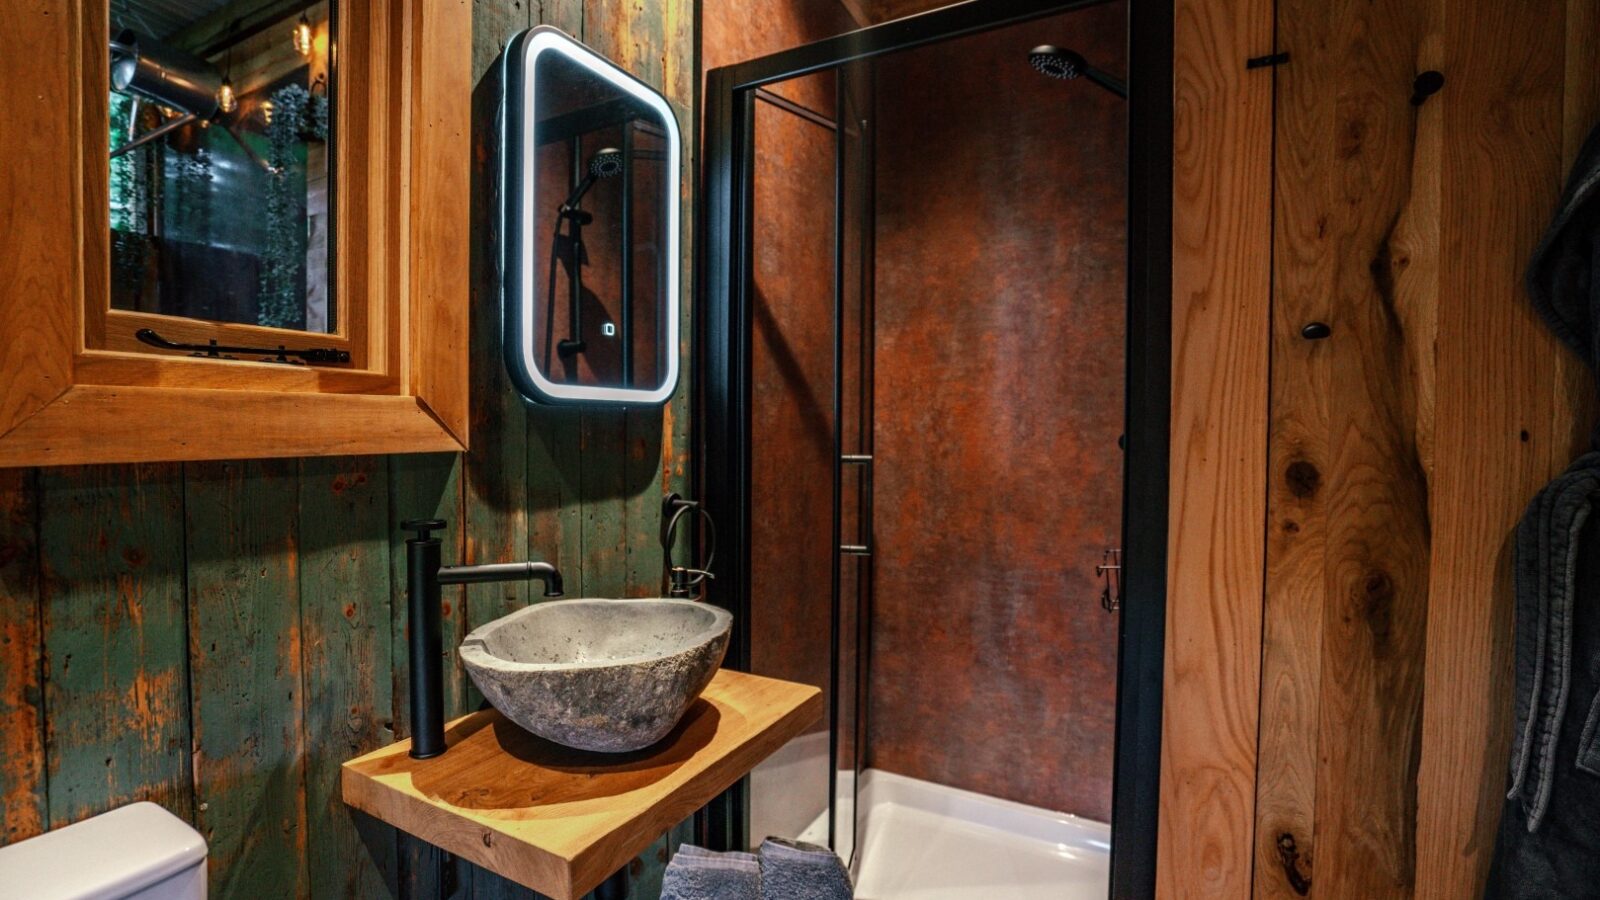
(498, 26, 682, 405)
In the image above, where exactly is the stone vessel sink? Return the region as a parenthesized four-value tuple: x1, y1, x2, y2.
(459, 598, 732, 753)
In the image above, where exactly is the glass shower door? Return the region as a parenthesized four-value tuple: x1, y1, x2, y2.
(743, 61, 873, 865)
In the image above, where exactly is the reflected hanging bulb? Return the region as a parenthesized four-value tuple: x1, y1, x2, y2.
(293, 14, 313, 56)
(217, 77, 237, 114)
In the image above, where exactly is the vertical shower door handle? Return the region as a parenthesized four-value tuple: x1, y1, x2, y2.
(841, 454, 873, 556)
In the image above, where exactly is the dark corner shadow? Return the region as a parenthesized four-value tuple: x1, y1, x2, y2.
(1474, 528, 1520, 855)
(751, 284, 833, 458)
(411, 700, 720, 811)
(351, 807, 405, 897)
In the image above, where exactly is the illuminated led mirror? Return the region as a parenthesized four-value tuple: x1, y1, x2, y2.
(498, 26, 682, 405)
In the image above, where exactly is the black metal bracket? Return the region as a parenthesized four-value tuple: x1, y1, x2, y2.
(135, 327, 352, 365)
(661, 493, 716, 598)
(1410, 70, 1445, 106)
(1246, 51, 1290, 69)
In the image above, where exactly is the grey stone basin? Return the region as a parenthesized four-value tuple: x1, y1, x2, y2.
(459, 598, 732, 753)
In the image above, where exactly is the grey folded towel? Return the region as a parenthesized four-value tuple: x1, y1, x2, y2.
(661, 844, 761, 900)
(757, 837, 853, 900)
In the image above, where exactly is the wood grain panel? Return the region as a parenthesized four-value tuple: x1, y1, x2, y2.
(185, 459, 310, 898)
(38, 465, 192, 831)
(0, 0, 75, 437)
(0, 388, 461, 468)
(1243, 0, 1598, 895)
(410, 0, 473, 444)
(1256, 0, 1440, 895)
(299, 457, 397, 898)
(0, 469, 45, 845)
(1158, 0, 1276, 893)
(1415, 0, 1573, 895)
(342, 670, 823, 900)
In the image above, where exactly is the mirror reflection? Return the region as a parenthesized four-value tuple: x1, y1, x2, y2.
(527, 44, 675, 397)
(108, 1, 336, 333)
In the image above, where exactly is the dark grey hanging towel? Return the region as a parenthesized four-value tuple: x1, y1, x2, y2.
(1486, 122, 1600, 899)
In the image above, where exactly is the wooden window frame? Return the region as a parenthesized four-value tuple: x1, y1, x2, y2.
(0, 0, 469, 466)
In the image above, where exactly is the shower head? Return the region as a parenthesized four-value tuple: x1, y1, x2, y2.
(1029, 44, 1088, 80)
(1028, 44, 1128, 99)
(563, 147, 625, 211)
(588, 147, 624, 179)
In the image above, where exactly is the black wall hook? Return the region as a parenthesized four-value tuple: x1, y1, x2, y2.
(1410, 71, 1445, 106)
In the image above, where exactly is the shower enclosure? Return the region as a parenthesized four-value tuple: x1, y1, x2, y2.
(700, 0, 1171, 897)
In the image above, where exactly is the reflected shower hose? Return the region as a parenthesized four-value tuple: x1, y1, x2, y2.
(546, 147, 625, 369)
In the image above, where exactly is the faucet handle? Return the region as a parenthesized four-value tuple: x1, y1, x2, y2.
(401, 518, 447, 542)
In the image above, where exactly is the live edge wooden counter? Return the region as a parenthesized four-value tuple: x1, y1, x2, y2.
(341, 669, 822, 899)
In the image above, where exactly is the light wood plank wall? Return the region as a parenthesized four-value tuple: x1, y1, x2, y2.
(1164, 0, 1600, 896)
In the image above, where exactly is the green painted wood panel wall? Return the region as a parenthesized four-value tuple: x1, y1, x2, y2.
(0, 1, 697, 897)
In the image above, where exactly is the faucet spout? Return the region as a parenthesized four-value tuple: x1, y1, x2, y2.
(438, 560, 564, 597)
(401, 518, 564, 760)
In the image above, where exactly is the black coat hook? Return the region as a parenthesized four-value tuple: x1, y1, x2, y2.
(1410, 71, 1445, 106)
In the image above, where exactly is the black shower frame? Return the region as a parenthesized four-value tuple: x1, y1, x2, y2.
(696, 0, 1171, 896)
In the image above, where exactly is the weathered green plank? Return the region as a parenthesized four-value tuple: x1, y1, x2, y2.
(526, 0, 587, 605)
(622, 408, 668, 597)
(387, 452, 468, 900)
(663, 0, 696, 601)
(298, 456, 396, 898)
(466, 4, 542, 898)
(185, 459, 309, 899)
(527, 405, 584, 593)
(577, 3, 700, 894)
(573, 0, 640, 603)
(538, 0, 584, 35)
(577, 409, 629, 600)
(465, 0, 531, 648)
(0, 467, 45, 846)
(38, 464, 191, 831)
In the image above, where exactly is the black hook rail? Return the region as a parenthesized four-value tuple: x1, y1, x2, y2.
(135, 328, 352, 365)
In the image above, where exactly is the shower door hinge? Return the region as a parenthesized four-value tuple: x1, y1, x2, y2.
(1097, 548, 1123, 613)
(1245, 51, 1291, 69)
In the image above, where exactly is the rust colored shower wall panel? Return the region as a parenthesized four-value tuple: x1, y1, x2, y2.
(702, 0, 857, 113)
(747, 90, 838, 711)
(867, 4, 1128, 821)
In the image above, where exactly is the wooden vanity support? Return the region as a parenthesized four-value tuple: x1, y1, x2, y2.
(341, 668, 822, 900)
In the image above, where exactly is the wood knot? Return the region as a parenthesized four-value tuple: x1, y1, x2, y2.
(1285, 460, 1321, 498)
(1361, 569, 1396, 652)
(1276, 833, 1311, 895)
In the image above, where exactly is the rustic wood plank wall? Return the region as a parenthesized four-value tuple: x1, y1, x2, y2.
(1168, 0, 1600, 896)
(1156, 0, 1275, 894)
(0, 1, 696, 897)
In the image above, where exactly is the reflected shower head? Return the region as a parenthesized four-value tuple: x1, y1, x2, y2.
(588, 147, 624, 179)
(1029, 44, 1087, 80)
(563, 147, 625, 211)
(1028, 43, 1128, 99)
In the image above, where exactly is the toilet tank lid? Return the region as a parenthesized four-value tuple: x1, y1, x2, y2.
(0, 801, 207, 899)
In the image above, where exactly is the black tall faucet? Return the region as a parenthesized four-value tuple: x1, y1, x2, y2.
(402, 518, 564, 759)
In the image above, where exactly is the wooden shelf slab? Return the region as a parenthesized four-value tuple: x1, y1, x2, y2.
(341, 668, 822, 900)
